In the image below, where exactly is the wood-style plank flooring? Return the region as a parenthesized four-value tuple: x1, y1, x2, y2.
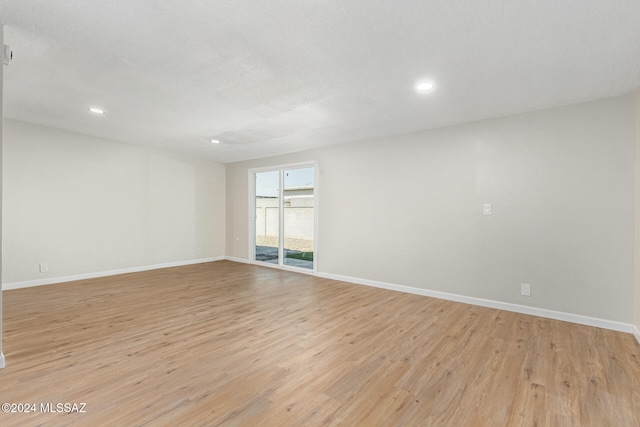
(0, 261, 639, 426)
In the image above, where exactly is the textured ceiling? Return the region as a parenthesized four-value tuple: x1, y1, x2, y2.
(1, 1, 640, 163)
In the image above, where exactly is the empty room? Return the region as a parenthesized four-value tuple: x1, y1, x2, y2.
(1, 1, 640, 426)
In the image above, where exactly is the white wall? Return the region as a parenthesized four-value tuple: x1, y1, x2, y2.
(1, 24, 5, 368)
(227, 94, 636, 323)
(635, 92, 640, 334)
(2, 120, 226, 285)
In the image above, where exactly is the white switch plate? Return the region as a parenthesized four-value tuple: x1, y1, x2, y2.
(521, 283, 531, 296)
(39, 263, 49, 273)
(483, 203, 492, 215)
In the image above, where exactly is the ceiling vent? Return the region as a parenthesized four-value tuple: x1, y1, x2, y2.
(4, 45, 13, 65)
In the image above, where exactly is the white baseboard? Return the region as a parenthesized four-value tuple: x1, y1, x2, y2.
(216, 256, 640, 334)
(221, 256, 317, 276)
(315, 271, 635, 334)
(4, 257, 221, 291)
(221, 258, 633, 333)
(6, 255, 636, 338)
(223, 256, 251, 264)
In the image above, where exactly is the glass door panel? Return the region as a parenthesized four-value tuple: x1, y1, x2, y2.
(283, 167, 314, 269)
(254, 170, 280, 264)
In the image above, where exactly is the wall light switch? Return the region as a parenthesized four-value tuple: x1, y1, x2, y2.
(483, 203, 492, 215)
(39, 263, 49, 273)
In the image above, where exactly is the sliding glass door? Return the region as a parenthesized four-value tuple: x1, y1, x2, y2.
(254, 170, 280, 264)
(252, 164, 316, 271)
(283, 167, 315, 269)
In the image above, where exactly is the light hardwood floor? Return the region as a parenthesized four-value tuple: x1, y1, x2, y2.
(0, 261, 639, 426)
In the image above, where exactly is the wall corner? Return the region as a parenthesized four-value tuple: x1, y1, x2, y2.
(0, 23, 5, 368)
(634, 90, 640, 343)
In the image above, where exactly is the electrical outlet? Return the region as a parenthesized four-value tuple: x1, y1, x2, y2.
(483, 203, 492, 215)
(521, 283, 531, 296)
(39, 263, 49, 273)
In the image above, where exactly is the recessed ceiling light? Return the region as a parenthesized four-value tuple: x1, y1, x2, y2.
(210, 139, 220, 144)
(415, 82, 434, 92)
(88, 107, 106, 114)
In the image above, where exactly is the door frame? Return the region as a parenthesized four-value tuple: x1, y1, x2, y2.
(248, 161, 318, 274)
